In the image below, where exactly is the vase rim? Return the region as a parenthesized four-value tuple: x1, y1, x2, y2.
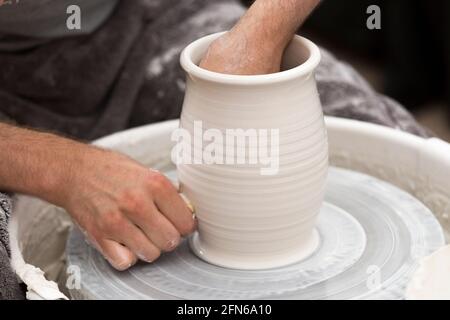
(180, 32, 321, 86)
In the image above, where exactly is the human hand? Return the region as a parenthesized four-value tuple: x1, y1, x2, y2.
(200, 0, 319, 75)
(199, 29, 283, 75)
(0, 123, 195, 271)
(58, 146, 196, 270)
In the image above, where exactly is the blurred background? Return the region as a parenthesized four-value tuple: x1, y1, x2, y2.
(244, 0, 450, 140)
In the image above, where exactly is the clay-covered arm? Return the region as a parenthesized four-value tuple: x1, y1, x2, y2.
(200, 0, 320, 75)
(0, 123, 195, 270)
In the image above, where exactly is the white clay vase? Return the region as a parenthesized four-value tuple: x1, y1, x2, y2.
(177, 32, 328, 270)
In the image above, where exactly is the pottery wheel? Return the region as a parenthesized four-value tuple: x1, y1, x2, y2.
(66, 167, 444, 300)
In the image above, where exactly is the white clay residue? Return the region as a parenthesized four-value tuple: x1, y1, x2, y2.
(406, 245, 450, 300)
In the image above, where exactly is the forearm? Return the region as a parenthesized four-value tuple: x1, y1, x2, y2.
(0, 122, 195, 270)
(200, 0, 320, 74)
(0, 123, 83, 206)
(232, 0, 320, 50)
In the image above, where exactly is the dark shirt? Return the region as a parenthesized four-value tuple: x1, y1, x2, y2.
(0, 0, 118, 51)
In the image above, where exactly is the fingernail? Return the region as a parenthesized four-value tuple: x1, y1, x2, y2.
(117, 258, 136, 270)
(108, 257, 129, 270)
(111, 251, 137, 270)
(167, 238, 180, 250)
(105, 256, 129, 271)
(137, 253, 153, 263)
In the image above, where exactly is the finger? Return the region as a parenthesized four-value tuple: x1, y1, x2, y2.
(115, 217, 162, 262)
(149, 173, 196, 236)
(98, 238, 137, 271)
(126, 197, 181, 252)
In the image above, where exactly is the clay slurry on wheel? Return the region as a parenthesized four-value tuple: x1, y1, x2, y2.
(66, 166, 444, 300)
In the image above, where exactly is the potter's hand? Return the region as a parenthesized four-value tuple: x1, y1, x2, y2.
(200, 0, 319, 75)
(0, 123, 195, 271)
(61, 148, 196, 270)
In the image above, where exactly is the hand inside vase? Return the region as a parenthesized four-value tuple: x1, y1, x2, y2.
(200, 0, 319, 75)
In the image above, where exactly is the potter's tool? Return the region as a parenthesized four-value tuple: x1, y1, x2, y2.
(67, 166, 444, 300)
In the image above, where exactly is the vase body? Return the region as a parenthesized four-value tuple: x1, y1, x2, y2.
(177, 33, 328, 270)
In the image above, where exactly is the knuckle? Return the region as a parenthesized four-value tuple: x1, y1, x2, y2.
(99, 210, 124, 234)
(148, 172, 171, 192)
(118, 190, 145, 213)
(139, 209, 159, 230)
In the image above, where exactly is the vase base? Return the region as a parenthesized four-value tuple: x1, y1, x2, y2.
(188, 229, 320, 270)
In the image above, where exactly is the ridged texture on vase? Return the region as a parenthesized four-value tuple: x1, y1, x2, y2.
(178, 33, 328, 269)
